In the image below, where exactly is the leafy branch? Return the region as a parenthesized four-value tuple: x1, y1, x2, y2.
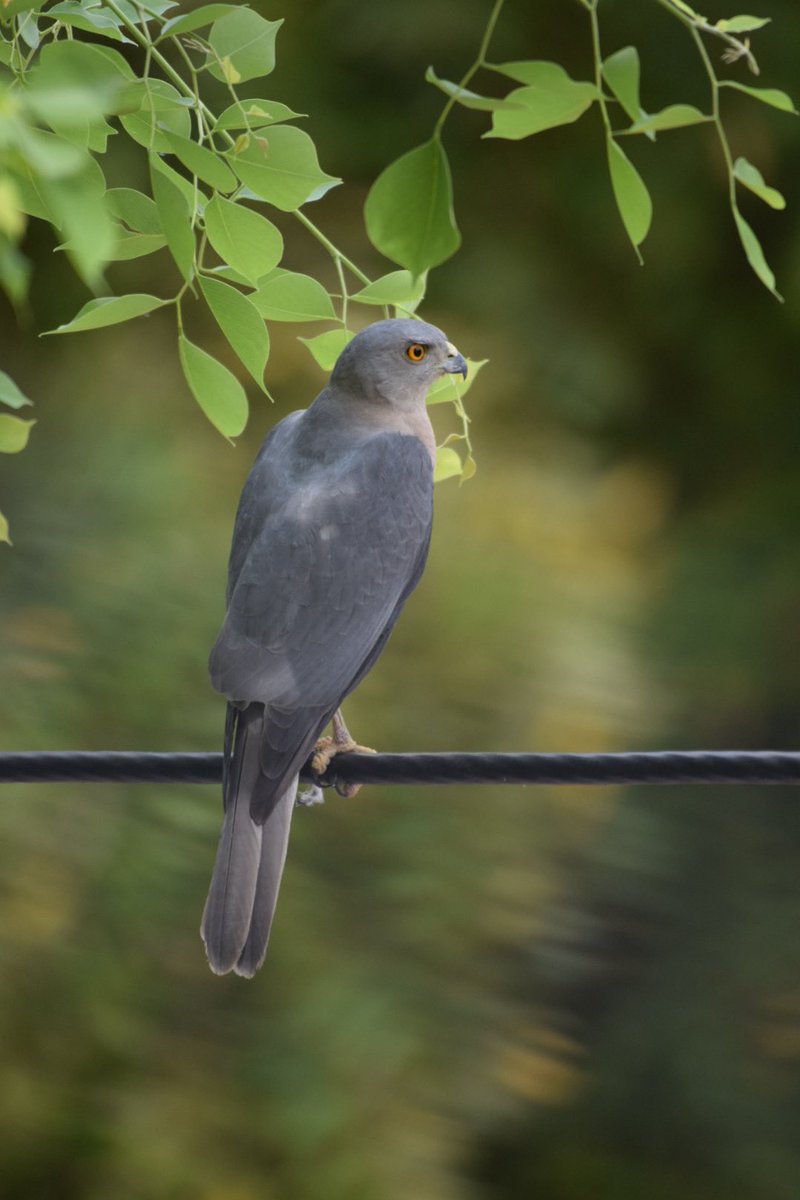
(0, 0, 489, 541)
(655, 0, 764, 73)
(653, 0, 792, 298)
(423, 0, 794, 294)
(0, 0, 796, 540)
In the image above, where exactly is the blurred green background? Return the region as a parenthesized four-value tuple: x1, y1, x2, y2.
(2, 1, 800, 1197)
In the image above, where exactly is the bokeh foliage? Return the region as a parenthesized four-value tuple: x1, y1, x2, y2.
(1, 1, 800, 1198)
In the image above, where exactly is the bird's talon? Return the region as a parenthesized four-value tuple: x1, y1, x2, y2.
(324, 741, 375, 797)
(335, 780, 363, 799)
(348, 742, 377, 756)
(310, 736, 335, 776)
(311, 726, 377, 800)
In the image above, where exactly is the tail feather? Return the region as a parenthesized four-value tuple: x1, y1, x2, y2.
(235, 775, 297, 978)
(201, 705, 295, 976)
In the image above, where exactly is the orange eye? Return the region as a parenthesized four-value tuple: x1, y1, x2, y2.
(406, 342, 428, 362)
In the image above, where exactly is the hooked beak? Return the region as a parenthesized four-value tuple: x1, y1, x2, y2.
(444, 341, 468, 379)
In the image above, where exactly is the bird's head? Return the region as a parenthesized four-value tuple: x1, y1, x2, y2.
(330, 319, 467, 406)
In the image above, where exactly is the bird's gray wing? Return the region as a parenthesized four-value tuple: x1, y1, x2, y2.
(209, 430, 433, 815)
(223, 411, 303, 600)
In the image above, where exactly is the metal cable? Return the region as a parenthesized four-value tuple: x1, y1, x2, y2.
(1, 750, 799, 786)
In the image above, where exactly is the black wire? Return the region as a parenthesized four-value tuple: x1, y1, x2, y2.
(1, 750, 800, 786)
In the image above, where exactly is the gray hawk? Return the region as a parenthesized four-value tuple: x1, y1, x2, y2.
(201, 318, 468, 977)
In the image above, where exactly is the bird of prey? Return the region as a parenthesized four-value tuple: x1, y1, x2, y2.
(201, 318, 468, 977)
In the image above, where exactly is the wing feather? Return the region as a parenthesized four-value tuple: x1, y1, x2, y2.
(209, 425, 433, 814)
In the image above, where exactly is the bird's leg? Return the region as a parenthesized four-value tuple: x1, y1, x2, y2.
(311, 708, 376, 797)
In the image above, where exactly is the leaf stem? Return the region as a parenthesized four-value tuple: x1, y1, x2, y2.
(293, 209, 371, 286)
(654, 0, 760, 74)
(172, 38, 209, 141)
(334, 253, 349, 327)
(99, 0, 195, 100)
(102, 0, 375, 312)
(587, 0, 612, 137)
(433, 0, 506, 137)
(687, 23, 737, 213)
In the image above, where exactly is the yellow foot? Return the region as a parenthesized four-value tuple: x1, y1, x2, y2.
(310, 734, 375, 775)
(311, 713, 376, 798)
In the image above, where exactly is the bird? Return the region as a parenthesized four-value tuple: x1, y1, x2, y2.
(201, 318, 468, 977)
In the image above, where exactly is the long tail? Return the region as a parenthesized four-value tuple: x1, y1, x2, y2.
(201, 704, 296, 977)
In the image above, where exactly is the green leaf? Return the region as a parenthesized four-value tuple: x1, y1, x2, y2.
(18, 10, 39, 51)
(489, 60, 578, 86)
(364, 139, 460, 277)
(150, 156, 195, 282)
(602, 46, 641, 125)
(208, 9, 283, 84)
(163, 131, 237, 193)
(460, 454, 477, 482)
(627, 104, 709, 133)
(352, 270, 426, 308)
(214, 98, 305, 131)
(0, 241, 31, 307)
(41, 156, 115, 284)
(434, 446, 462, 483)
(25, 37, 130, 107)
(716, 16, 771, 33)
(43, 2, 130, 41)
(485, 61, 599, 139)
(10, 169, 53, 223)
(0, 511, 10, 545)
(426, 358, 488, 405)
(203, 195, 283, 283)
(160, 4, 239, 37)
(203, 264, 254, 288)
(733, 156, 785, 210)
(298, 329, 352, 371)
(13, 126, 88, 180)
(0, 370, 32, 409)
(150, 155, 204, 210)
(79, 42, 136, 80)
(228, 126, 339, 211)
(47, 293, 167, 334)
(23, 40, 125, 129)
(20, 40, 120, 144)
(199, 275, 269, 389)
(607, 138, 652, 255)
(62, 119, 116, 156)
(120, 80, 192, 152)
(0, 177, 25, 239)
(106, 230, 167, 261)
(218, 58, 241, 86)
(0, 414, 34, 453)
(719, 81, 797, 113)
(424, 66, 516, 112)
(106, 187, 161, 234)
(178, 335, 248, 437)
(733, 209, 781, 298)
(251, 270, 336, 322)
(0, 0, 49, 20)
(29, 41, 134, 90)
(101, 0, 177, 23)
